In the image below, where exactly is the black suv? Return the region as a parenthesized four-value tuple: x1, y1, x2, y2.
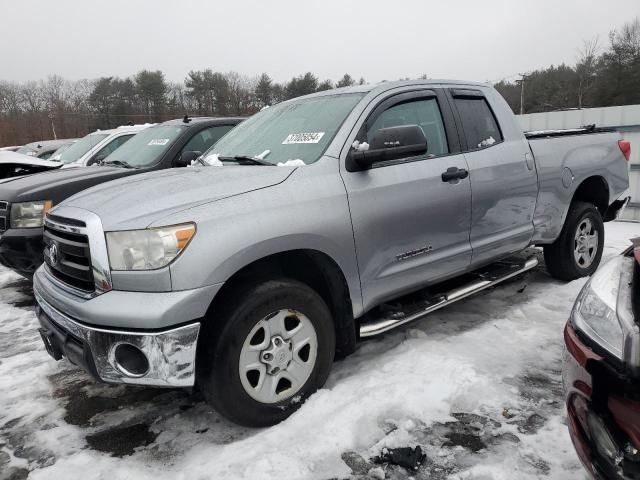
(0, 116, 242, 277)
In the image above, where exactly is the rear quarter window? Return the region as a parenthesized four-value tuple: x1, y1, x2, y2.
(453, 97, 503, 151)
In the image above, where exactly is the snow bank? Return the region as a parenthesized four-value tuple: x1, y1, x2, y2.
(1, 222, 638, 479)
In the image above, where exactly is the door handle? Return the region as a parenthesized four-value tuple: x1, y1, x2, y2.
(441, 167, 469, 183)
(525, 152, 534, 171)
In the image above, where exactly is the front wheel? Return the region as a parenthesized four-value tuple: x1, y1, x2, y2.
(198, 279, 335, 427)
(543, 201, 605, 281)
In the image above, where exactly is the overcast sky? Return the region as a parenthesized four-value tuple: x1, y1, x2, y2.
(1, 0, 638, 84)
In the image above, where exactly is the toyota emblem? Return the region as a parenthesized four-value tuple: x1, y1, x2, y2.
(49, 243, 59, 266)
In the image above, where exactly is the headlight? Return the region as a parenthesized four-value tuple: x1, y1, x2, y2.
(10, 201, 52, 228)
(572, 255, 637, 363)
(106, 223, 196, 271)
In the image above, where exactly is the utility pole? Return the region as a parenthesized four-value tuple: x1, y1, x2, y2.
(517, 73, 529, 115)
(48, 113, 57, 139)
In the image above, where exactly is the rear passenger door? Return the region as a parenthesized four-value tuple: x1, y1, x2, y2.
(449, 89, 537, 265)
(342, 89, 472, 309)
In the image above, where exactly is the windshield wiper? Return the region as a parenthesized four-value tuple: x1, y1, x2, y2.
(101, 159, 135, 169)
(218, 155, 274, 166)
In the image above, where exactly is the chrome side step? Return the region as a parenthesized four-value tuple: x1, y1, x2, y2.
(359, 255, 539, 338)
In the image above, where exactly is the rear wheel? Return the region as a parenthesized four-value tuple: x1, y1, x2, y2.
(543, 201, 604, 281)
(198, 279, 335, 427)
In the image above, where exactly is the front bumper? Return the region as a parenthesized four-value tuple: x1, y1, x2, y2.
(563, 323, 640, 479)
(0, 227, 44, 275)
(34, 289, 200, 387)
(33, 265, 221, 330)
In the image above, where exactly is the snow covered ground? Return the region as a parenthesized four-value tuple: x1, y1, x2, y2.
(1, 221, 639, 480)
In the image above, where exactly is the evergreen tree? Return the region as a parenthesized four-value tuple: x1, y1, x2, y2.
(336, 74, 355, 88)
(255, 73, 273, 107)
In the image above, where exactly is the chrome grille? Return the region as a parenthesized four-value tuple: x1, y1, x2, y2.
(43, 216, 94, 292)
(0, 201, 8, 232)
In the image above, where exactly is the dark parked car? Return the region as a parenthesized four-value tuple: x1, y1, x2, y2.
(564, 238, 640, 479)
(0, 116, 241, 277)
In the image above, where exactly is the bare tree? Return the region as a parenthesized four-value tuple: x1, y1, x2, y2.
(576, 37, 600, 108)
(225, 71, 256, 115)
(616, 18, 640, 57)
(21, 81, 44, 113)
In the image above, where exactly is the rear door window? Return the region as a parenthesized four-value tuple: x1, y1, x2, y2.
(453, 97, 503, 150)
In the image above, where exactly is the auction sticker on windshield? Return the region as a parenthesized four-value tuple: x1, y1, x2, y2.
(148, 139, 170, 146)
(282, 132, 325, 144)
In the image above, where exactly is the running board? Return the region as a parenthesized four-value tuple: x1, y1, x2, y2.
(359, 255, 539, 338)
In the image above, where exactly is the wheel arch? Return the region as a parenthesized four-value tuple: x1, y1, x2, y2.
(544, 175, 610, 245)
(570, 175, 610, 216)
(204, 248, 357, 357)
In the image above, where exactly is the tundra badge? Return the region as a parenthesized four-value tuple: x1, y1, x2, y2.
(396, 245, 433, 261)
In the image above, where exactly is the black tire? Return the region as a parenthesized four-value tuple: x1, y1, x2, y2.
(543, 201, 605, 281)
(198, 278, 335, 427)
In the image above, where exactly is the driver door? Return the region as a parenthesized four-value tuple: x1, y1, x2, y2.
(341, 89, 473, 309)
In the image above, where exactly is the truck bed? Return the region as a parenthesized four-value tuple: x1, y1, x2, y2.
(527, 129, 628, 244)
(524, 125, 615, 140)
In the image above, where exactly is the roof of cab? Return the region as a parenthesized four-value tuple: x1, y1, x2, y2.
(284, 79, 492, 103)
(23, 139, 77, 149)
(89, 124, 153, 135)
(159, 116, 245, 126)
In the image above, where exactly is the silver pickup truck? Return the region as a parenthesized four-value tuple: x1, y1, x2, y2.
(33, 80, 630, 427)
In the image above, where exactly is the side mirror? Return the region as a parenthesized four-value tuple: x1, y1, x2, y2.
(348, 124, 428, 170)
(174, 150, 202, 167)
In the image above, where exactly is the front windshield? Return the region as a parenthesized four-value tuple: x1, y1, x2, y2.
(203, 93, 365, 165)
(49, 142, 74, 161)
(58, 133, 109, 164)
(102, 125, 186, 167)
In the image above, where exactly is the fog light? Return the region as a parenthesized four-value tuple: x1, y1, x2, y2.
(112, 343, 150, 377)
(587, 412, 622, 464)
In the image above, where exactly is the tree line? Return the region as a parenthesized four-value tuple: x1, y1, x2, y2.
(1, 18, 638, 147)
(0, 70, 365, 146)
(496, 18, 640, 114)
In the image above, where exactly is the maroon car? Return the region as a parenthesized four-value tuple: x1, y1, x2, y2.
(564, 238, 640, 479)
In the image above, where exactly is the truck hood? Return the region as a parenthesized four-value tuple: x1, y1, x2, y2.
(61, 166, 295, 230)
(0, 166, 137, 204)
